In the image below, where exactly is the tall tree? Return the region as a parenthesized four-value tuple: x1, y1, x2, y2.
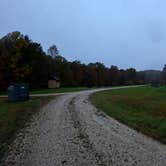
(0, 31, 32, 82)
(109, 65, 119, 86)
(0, 31, 49, 89)
(162, 64, 166, 84)
(47, 45, 59, 58)
(125, 68, 137, 85)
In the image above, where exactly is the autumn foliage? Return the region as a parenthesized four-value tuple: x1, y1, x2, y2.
(0, 31, 165, 91)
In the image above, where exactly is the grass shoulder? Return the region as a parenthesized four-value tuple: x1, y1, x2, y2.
(90, 86, 166, 144)
(30, 87, 90, 94)
(0, 87, 92, 96)
(0, 96, 55, 162)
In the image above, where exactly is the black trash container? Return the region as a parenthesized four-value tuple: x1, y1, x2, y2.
(8, 83, 29, 101)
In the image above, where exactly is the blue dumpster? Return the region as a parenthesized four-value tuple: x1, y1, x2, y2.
(19, 84, 29, 101)
(8, 83, 29, 101)
(8, 84, 19, 101)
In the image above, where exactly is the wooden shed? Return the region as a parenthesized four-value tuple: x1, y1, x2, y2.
(48, 76, 60, 89)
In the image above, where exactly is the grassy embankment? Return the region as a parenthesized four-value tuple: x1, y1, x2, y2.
(0, 96, 54, 162)
(90, 86, 166, 144)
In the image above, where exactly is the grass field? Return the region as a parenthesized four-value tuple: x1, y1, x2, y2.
(90, 86, 166, 144)
(0, 96, 54, 162)
(30, 87, 91, 94)
(0, 87, 91, 96)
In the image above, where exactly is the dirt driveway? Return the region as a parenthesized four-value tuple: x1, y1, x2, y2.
(4, 87, 166, 166)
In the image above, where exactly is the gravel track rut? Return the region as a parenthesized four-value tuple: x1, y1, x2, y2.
(3, 87, 166, 166)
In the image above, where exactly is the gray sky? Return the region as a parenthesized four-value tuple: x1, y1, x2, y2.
(0, 0, 166, 70)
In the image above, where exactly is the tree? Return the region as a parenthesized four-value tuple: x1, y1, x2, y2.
(1, 31, 160, 90)
(71, 61, 83, 86)
(94, 62, 107, 86)
(125, 68, 136, 85)
(27, 42, 48, 88)
(62, 64, 74, 86)
(0, 31, 49, 89)
(109, 65, 119, 86)
(162, 64, 166, 84)
(0, 31, 32, 83)
(8, 34, 32, 82)
(47, 45, 59, 58)
(85, 64, 97, 87)
(118, 69, 125, 85)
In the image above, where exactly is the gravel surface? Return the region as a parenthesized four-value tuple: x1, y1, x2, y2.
(3, 87, 166, 166)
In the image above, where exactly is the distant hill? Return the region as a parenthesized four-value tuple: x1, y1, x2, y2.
(141, 70, 161, 84)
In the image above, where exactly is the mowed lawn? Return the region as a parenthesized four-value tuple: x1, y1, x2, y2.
(0, 96, 54, 162)
(90, 86, 166, 144)
(30, 87, 91, 94)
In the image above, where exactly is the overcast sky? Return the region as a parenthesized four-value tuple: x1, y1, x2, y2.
(0, 0, 166, 70)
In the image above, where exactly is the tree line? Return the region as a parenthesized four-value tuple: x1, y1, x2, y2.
(0, 31, 166, 91)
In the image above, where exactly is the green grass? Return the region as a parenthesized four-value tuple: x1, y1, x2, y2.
(0, 96, 54, 162)
(90, 86, 166, 144)
(30, 87, 91, 94)
(0, 87, 91, 96)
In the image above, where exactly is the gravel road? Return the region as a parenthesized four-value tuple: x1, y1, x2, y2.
(3, 87, 166, 166)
